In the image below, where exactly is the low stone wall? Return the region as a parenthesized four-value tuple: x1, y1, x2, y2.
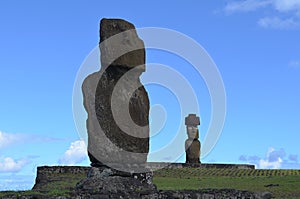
(147, 162, 255, 170)
(34, 162, 254, 177)
(35, 166, 90, 175)
(32, 166, 90, 190)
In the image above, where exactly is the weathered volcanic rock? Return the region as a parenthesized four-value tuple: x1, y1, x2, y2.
(76, 167, 156, 198)
(100, 18, 145, 69)
(82, 18, 149, 170)
(185, 139, 201, 163)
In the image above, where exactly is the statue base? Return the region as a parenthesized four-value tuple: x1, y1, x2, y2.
(75, 166, 156, 197)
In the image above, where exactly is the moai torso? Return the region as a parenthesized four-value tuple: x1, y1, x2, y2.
(185, 114, 201, 163)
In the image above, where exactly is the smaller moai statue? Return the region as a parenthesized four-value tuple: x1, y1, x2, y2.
(185, 114, 201, 163)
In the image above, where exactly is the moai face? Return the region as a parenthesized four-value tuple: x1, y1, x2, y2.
(187, 125, 199, 139)
(185, 114, 200, 140)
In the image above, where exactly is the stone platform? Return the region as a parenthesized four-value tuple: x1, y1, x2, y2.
(32, 162, 255, 190)
(33, 162, 254, 177)
(28, 163, 271, 199)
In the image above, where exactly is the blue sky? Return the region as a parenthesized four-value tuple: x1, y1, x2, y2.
(0, 0, 300, 190)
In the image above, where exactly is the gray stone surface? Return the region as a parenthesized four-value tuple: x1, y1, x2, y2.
(76, 175, 156, 196)
(100, 18, 145, 69)
(75, 166, 157, 198)
(82, 18, 149, 169)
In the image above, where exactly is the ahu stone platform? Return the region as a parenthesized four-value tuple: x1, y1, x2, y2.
(32, 163, 255, 191)
(26, 163, 271, 199)
(33, 162, 255, 189)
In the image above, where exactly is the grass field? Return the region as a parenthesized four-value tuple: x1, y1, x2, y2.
(154, 168, 300, 198)
(0, 168, 299, 198)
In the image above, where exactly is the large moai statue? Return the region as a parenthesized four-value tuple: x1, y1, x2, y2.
(77, 19, 157, 196)
(185, 114, 201, 163)
(82, 18, 150, 170)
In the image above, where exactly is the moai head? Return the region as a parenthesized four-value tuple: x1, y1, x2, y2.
(185, 114, 200, 140)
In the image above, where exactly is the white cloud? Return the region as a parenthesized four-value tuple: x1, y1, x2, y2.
(258, 16, 300, 29)
(225, 0, 300, 13)
(258, 147, 284, 169)
(0, 157, 30, 173)
(259, 157, 283, 169)
(273, 0, 300, 12)
(224, 0, 300, 29)
(224, 0, 270, 13)
(0, 131, 26, 148)
(58, 140, 87, 165)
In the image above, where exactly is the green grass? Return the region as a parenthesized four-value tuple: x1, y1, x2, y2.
(36, 173, 86, 193)
(0, 190, 41, 198)
(0, 190, 70, 198)
(153, 168, 300, 177)
(153, 168, 300, 198)
(0, 173, 86, 198)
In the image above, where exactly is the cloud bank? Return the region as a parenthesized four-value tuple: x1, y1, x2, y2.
(239, 147, 300, 169)
(58, 140, 87, 165)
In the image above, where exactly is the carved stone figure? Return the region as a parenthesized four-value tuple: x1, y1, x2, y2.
(82, 18, 150, 168)
(185, 114, 201, 163)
